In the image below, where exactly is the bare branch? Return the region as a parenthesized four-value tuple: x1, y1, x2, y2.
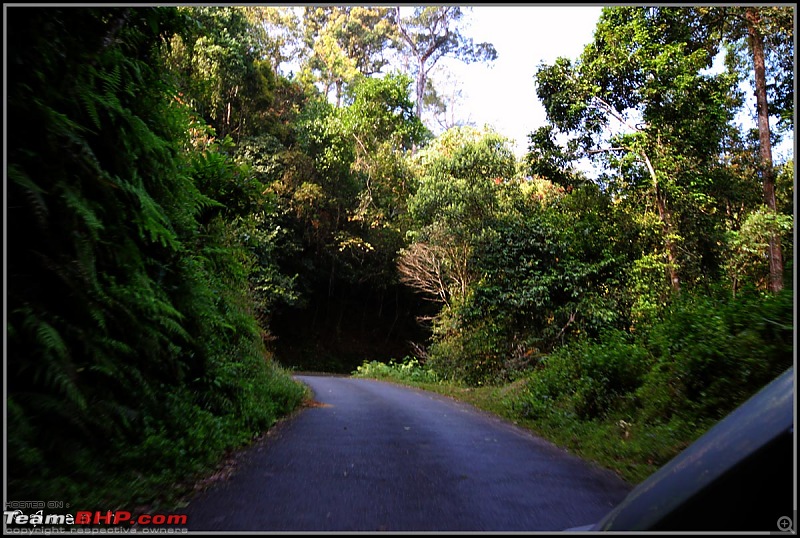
(586, 147, 628, 154)
(397, 242, 450, 305)
(589, 96, 641, 133)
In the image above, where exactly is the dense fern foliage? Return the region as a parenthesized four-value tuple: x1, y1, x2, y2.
(7, 7, 304, 507)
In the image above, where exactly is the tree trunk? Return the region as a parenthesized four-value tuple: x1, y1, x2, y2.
(415, 59, 426, 122)
(655, 188, 681, 292)
(641, 149, 681, 292)
(746, 7, 783, 292)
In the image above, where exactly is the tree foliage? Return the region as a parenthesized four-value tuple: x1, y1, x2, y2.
(396, 6, 497, 121)
(535, 7, 747, 292)
(298, 6, 399, 106)
(6, 7, 304, 507)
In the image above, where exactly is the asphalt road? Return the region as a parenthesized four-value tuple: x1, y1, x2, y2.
(183, 375, 632, 532)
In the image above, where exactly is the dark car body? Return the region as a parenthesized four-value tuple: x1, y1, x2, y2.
(573, 367, 795, 532)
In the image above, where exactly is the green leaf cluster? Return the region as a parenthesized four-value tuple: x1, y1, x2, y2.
(7, 7, 304, 508)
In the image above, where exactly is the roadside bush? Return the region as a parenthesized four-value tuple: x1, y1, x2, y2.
(636, 288, 794, 423)
(519, 330, 652, 420)
(426, 316, 513, 386)
(353, 356, 439, 384)
(517, 288, 793, 428)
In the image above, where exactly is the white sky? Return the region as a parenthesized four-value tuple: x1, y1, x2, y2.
(428, 5, 792, 164)
(433, 6, 604, 156)
(283, 5, 792, 164)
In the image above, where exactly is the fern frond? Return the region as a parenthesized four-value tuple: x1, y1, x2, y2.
(120, 175, 179, 249)
(155, 314, 191, 341)
(60, 186, 105, 239)
(114, 363, 157, 407)
(27, 318, 88, 413)
(88, 304, 108, 331)
(78, 81, 102, 130)
(101, 335, 136, 357)
(71, 236, 104, 298)
(8, 164, 49, 226)
(36, 99, 86, 137)
(102, 62, 122, 95)
(12, 391, 92, 438)
(90, 399, 140, 434)
(102, 89, 123, 118)
(35, 320, 68, 359)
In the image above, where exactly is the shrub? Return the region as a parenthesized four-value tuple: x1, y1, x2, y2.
(637, 288, 794, 423)
(353, 356, 439, 384)
(519, 330, 652, 420)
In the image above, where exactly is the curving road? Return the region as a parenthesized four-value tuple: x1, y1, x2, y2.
(183, 375, 632, 531)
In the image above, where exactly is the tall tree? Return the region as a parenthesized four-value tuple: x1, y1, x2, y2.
(244, 6, 302, 70)
(424, 65, 471, 132)
(300, 6, 398, 107)
(745, 7, 783, 292)
(535, 7, 741, 292)
(688, 6, 793, 292)
(403, 126, 516, 303)
(166, 6, 266, 140)
(395, 6, 497, 123)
